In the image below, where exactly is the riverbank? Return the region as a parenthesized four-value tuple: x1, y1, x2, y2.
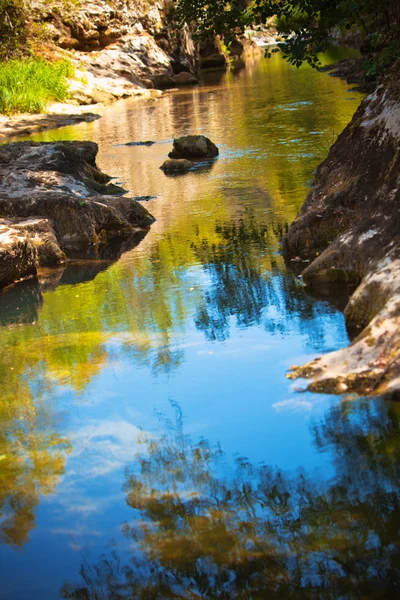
(284, 63, 400, 399)
(0, 1, 270, 142)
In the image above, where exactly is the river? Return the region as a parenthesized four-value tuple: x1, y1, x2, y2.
(1, 51, 399, 598)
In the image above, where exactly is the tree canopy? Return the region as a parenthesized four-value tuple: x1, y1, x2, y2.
(173, 0, 400, 68)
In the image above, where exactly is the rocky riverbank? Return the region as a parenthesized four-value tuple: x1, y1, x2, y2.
(284, 68, 400, 400)
(0, 141, 154, 289)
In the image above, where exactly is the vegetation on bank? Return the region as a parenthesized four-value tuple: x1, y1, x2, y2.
(0, 1, 75, 114)
(174, 0, 400, 72)
(0, 58, 73, 115)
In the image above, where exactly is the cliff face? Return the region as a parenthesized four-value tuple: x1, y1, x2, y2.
(284, 72, 400, 399)
(31, 0, 198, 103)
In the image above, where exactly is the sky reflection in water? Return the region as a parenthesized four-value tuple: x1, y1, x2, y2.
(1, 53, 397, 599)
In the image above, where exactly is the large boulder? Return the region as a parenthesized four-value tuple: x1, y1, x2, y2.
(0, 141, 155, 288)
(0, 192, 153, 247)
(0, 141, 126, 198)
(283, 77, 400, 399)
(168, 135, 219, 159)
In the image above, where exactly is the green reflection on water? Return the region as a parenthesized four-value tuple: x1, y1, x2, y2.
(0, 53, 365, 566)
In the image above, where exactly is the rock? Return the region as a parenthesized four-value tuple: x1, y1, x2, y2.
(160, 159, 194, 173)
(1, 217, 66, 266)
(200, 54, 227, 70)
(0, 221, 38, 289)
(58, 36, 80, 50)
(152, 74, 177, 89)
(125, 141, 155, 147)
(141, 79, 155, 89)
(229, 39, 244, 57)
(283, 75, 400, 399)
(168, 135, 219, 159)
(0, 141, 155, 287)
(172, 72, 199, 86)
(0, 141, 126, 198)
(0, 192, 153, 248)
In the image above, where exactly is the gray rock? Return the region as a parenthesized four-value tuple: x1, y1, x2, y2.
(0, 141, 155, 288)
(168, 135, 219, 160)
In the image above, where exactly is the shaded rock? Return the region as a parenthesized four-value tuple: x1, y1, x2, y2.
(0, 217, 66, 266)
(134, 195, 157, 202)
(0, 192, 154, 248)
(125, 141, 156, 147)
(283, 77, 400, 399)
(168, 135, 219, 159)
(160, 159, 194, 173)
(229, 39, 244, 57)
(153, 74, 177, 89)
(200, 54, 227, 70)
(173, 72, 199, 86)
(0, 222, 38, 289)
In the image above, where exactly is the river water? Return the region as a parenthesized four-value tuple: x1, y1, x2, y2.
(1, 52, 400, 598)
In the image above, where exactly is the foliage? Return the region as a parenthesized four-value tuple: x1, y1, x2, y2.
(0, 58, 73, 114)
(0, 0, 28, 59)
(174, 0, 400, 68)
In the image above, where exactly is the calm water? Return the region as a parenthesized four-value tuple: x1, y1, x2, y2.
(1, 53, 400, 598)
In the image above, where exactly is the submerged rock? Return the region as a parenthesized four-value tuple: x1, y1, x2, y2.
(283, 76, 400, 399)
(160, 159, 194, 173)
(168, 135, 219, 159)
(0, 141, 155, 288)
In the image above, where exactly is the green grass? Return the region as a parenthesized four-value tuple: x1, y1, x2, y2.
(0, 58, 74, 115)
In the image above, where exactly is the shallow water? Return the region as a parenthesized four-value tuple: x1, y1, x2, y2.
(1, 53, 399, 598)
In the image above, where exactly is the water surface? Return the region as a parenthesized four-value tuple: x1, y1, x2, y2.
(2, 54, 398, 598)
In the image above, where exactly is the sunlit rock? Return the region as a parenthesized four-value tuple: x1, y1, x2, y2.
(168, 135, 219, 159)
(284, 78, 400, 399)
(0, 141, 155, 287)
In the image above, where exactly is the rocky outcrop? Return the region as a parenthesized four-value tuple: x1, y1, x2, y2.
(0, 141, 154, 288)
(30, 0, 199, 105)
(168, 135, 219, 159)
(284, 77, 400, 399)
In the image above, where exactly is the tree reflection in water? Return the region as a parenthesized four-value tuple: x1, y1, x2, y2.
(193, 210, 341, 349)
(61, 399, 400, 599)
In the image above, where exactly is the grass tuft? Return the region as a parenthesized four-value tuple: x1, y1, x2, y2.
(0, 58, 74, 115)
